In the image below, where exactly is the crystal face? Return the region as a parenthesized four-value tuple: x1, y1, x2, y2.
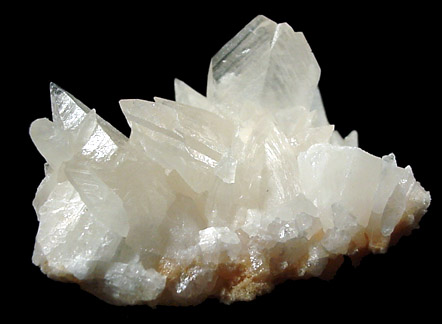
(30, 15, 430, 306)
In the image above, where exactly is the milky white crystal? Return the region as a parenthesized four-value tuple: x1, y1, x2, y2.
(30, 15, 430, 306)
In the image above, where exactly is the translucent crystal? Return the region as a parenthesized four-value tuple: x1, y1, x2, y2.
(30, 15, 431, 306)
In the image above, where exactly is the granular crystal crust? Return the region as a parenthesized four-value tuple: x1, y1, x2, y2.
(30, 15, 431, 306)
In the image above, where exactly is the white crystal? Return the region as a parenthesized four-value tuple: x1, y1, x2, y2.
(30, 15, 430, 306)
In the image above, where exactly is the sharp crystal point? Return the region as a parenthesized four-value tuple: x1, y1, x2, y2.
(50, 83, 91, 131)
(30, 16, 430, 307)
(208, 15, 320, 111)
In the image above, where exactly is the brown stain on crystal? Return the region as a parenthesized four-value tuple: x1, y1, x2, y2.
(36, 205, 428, 306)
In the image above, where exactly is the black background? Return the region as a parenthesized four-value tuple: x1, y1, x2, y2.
(10, 2, 439, 321)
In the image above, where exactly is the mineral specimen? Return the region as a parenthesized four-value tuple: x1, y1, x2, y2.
(30, 15, 430, 306)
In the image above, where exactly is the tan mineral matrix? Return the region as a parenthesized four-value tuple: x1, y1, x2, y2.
(30, 15, 430, 306)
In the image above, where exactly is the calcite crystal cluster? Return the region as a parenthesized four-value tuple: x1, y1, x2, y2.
(30, 15, 430, 306)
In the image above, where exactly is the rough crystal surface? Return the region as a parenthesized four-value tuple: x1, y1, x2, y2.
(30, 15, 430, 306)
